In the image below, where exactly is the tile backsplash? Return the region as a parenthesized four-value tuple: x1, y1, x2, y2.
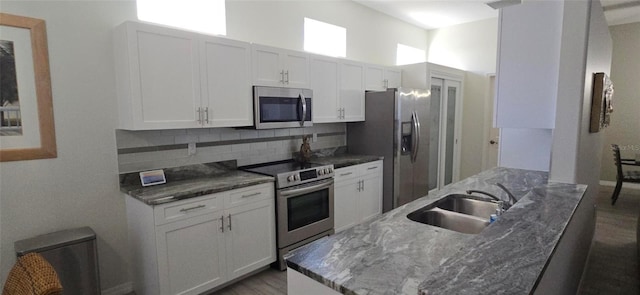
(116, 123, 346, 173)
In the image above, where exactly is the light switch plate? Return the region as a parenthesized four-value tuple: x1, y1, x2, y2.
(188, 142, 196, 155)
(313, 133, 318, 142)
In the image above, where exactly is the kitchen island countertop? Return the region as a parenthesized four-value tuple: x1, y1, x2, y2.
(285, 167, 586, 295)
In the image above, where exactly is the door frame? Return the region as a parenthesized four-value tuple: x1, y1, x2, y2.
(429, 64, 464, 189)
(481, 74, 501, 171)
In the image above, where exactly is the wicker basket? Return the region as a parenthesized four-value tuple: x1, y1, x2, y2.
(2, 253, 62, 295)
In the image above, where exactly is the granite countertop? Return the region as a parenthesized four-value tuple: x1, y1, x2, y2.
(285, 167, 587, 295)
(120, 161, 274, 205)
(306, 147, 383, 169)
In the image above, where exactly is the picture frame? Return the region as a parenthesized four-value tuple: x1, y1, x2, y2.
(589, 72, 614, 133)
(0, 13, 56, 162)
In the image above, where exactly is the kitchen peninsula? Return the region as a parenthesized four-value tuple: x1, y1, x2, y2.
(285, 167, 587, 294)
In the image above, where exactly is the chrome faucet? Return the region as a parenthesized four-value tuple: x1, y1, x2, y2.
(466, 183, 518, 210)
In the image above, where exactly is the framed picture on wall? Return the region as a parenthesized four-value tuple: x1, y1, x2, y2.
(0, 13, 56, 162)
(589, 72, 614, 133)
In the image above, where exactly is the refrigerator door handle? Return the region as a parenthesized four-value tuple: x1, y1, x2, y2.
(413, 111, 421, 163)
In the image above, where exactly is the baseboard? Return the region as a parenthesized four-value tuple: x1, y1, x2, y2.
(102, 282, 133, 295)
(599, 180, 640, 190)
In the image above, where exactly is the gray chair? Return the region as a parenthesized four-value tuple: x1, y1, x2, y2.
(611, 144, 640, 205)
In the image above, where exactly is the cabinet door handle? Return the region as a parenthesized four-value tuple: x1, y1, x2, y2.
(280, 70, 284, 84)
(340, 172, 353, 177)
(228, 214, 232, 231)
(367, 166, 378, 170)
(220, 215, 225, 232)
(179, 204, 205, 213)
(337, 108, 341, 119)
(285, 70, 289, 84)
(196, 107, 202, 124)
(204, 107, 209, 124)
(362, 180, 365, 191)
(242, 192, 261, 198)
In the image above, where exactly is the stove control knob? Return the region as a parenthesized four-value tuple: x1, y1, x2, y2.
(328, 168, 333, 173)
(294, 174, 300, 181)
(287, 175, 295, 182)
(318, 169, 325, 175)
(324, 168, 330, 174)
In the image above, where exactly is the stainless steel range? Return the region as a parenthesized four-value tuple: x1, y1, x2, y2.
(241, 160, 334, 270)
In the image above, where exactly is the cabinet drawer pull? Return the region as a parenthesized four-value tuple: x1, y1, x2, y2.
(367, 166, 378, 170)
(179, 204, 206, 213)
(228, 214, 232, 231)
(220, 215, 225, 232)
(340, 172, 353, 177)
(242, 192, 261, 198)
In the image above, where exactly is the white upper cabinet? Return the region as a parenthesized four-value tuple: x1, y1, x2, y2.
(115, 22, 202, 129)
(310, 55, 340, 123)
(200, 36, 253, 127)
(340, 61, 365, 121)
(311, 55, 365, 123)
(252, 44, 310, 88)
(114, 21, 253, 130)
(385, 68, 402, 89)
(365, 64, 401, 91)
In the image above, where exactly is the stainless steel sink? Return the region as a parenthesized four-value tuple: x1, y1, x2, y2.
(406, 194, 500, 234)
(435, 194, 500, 219)
(406, 208, 490, 234)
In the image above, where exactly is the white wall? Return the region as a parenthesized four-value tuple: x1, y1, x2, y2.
(0, 0, 429, 291)
(539, 1, 611, 294)
(600, 22, 640, 181)
(0, 1, 136, 291)
(425, 18, 499, 179)
(427, 17, 498, 74)
(226, 0, 428, 66)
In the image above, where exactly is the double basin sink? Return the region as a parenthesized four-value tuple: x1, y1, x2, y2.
(407, 194, 502, 234)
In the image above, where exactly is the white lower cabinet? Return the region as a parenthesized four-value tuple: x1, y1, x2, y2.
(334, 161, 383, 233)
(126, 183, 276, 295)
(156, 214, 226, 295)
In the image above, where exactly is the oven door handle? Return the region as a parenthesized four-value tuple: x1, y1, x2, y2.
(280, 179, 333, 197)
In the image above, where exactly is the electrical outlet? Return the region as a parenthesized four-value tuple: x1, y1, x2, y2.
(188, 142, 196, 155)
(313, 133, 318, 142)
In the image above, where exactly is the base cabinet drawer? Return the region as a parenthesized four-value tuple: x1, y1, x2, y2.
(126, 183, 276, 295)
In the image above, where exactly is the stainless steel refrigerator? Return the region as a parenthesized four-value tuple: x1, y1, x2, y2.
(347, 88, 433, 212)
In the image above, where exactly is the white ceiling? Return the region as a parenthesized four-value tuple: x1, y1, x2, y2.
(354, 0, 640, 30)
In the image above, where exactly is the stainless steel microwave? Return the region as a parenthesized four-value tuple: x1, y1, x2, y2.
(253, 86, 312, 129)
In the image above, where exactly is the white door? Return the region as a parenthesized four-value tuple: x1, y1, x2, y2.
(310, 55, 340, 123)
(283, 50, 310, 88)
(225, 199, 276, 280)
(201, 37, 253, 127)
(365, 65, 385, 91)
(252, 45, 284, 87)
(340, 61, 365, 122)
(483, 75, 500, 170)
(156, 214, 226, 295)
(359, 173, 383, 222)
(334, 179, 359, 233)
(133, 27, 202, 129)
(431, 78, 463, 189)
